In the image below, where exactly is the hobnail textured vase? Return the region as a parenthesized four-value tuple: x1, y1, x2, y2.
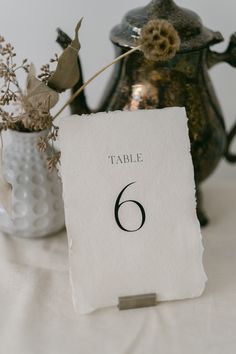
(0, 130, 65, 238)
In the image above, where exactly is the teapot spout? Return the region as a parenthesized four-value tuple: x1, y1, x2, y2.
(56, 28, 91, 115)
(207, 32, 236, 69)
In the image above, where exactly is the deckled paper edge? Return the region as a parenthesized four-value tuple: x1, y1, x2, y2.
(180, 110, 208, 298)
(59, 117, 96, 315)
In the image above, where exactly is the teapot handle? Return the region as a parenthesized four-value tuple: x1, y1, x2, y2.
(225, 122, 236, 163)
(207, 33, 236, 163)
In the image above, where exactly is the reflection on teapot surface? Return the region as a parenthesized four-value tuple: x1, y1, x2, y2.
(57, 0, 236, 226)
(107, 49, 227, 183)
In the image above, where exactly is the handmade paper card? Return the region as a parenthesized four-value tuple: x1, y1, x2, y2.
(59, 108, 207, 314)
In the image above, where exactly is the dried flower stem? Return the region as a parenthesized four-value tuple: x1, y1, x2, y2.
(53, 45, 141, 120)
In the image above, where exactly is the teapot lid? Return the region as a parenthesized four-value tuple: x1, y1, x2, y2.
(110, 0, 223, 52)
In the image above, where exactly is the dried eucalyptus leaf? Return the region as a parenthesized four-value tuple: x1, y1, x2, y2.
(27, 70, 59, 109)
(48, 19, 83, 92)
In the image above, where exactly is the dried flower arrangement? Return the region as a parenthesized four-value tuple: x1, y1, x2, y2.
(0, 20, 82, 137)
(0, 19, 180, 214)
(0, 20, 83, 213)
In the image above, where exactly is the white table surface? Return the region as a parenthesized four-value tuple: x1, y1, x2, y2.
(0, 177, 236, 354)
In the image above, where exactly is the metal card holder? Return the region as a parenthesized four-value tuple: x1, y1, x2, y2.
(118, 293, 157, 311)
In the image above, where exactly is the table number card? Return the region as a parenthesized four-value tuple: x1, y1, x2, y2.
(59, 108, 207, 314)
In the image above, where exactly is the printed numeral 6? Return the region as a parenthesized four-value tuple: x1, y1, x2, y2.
(114, 182, 146, 232)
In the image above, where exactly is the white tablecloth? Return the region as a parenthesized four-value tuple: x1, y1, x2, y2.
(0, 178, 236, 354)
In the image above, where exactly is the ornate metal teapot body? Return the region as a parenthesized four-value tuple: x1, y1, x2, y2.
(58, 0, 236, 225)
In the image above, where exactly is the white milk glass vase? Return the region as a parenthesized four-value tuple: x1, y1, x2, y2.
(0, 130, 65, 238)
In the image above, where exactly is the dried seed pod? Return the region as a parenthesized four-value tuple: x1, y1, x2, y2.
(37, 136, 48, 152)
(139, 19, 180, 62)
(47, 152, 61, 172)
(48, 19, 83, 92)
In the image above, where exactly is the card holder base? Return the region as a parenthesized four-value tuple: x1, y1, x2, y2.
(118, 293, 157, 311)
